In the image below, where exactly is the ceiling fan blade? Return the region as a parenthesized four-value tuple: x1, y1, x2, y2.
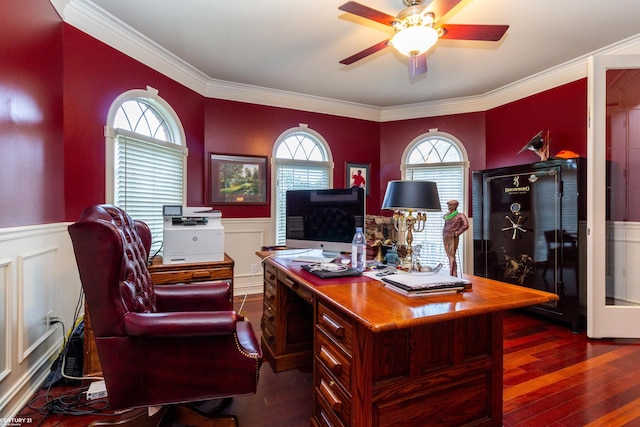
(339, 39, 390, 65)
(438, 24, 509, 41)
(338, 1, 397, 27)
(409, 53, 427, 78)
(425, 0, 463, 20)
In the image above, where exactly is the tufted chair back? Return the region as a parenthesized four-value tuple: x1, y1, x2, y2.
(69, 204, 155, 338)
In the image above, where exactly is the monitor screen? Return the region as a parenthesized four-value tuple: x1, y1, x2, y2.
(285, 187, 365, 254)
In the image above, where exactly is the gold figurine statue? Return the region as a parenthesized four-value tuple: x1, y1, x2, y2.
(442, 200, 469, 276)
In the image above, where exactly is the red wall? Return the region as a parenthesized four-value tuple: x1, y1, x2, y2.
(62, 25, 207, 221)
(0, 0, 590, 228)
(61, 24, 380, 221)
(379, 112, 487, 214)
(485, 79, 588, 169)
(376, 81, 587, 218)
(62, 23, 379, 221)
(204, 99, 380, 218)
(0, 0, 64, 227)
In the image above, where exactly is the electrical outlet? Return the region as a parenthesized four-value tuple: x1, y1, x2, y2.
(251, 263, 259, 274)
(46, 310, 53, 327)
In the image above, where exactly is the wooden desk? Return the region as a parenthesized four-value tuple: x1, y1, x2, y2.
(83, 254, 235, 376)
(257, 252, 558, 427)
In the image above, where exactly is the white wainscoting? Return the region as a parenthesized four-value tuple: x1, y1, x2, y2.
(0, 217, 275, 420)
(221, 217, 273, 297)
(0, 223, 82, 420)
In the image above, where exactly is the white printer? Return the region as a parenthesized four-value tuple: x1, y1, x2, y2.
(162, 206, 224, 264)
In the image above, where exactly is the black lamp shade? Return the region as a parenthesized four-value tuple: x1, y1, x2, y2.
(381, 180, 441, 212)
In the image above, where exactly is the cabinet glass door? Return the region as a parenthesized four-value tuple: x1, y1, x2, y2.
(587, 54, 640, 338)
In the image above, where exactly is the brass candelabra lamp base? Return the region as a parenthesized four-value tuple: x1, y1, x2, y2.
(392, 209, 426, 272)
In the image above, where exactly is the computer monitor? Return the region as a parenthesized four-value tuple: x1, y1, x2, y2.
(285, 187, 365, 255)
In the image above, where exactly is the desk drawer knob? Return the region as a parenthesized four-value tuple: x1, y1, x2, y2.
(319, 346, 342, 374)
(320, 314, 345, 338)
(283, 276, 298, 289)
(191, 270, 212, 279)
(264, 306, 275, 322)
(319, 379, 342, 413)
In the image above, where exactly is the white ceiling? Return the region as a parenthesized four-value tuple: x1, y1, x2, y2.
(61, 0, 640, 109)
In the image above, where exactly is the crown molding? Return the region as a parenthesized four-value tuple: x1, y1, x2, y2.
(483, 33, 640, 112)
(204, 79, 382, 121)
(380, 95, 486, 122)
(52, 0, 210, 95)
(51, 1, 640, 123)
(381, 33, 640, 121)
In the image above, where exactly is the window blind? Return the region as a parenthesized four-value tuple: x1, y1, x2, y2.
(115, 135, 184, 254)
(275, 163, 330, 245)
(406, 165, 465, 269)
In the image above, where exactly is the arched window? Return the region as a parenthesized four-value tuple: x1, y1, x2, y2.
(272, 125, 333, 245)
(105, 86, 187, 256)
(401, 130, 469, 273)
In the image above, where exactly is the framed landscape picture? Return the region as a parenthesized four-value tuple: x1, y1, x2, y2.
(346, 162, 370, 195)
(209, 153, 268, 204)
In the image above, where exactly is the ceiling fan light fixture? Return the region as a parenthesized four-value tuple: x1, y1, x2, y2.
(390, 25, 438, 57)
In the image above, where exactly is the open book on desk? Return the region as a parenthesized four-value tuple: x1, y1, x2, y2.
(381, 272, 470, 297)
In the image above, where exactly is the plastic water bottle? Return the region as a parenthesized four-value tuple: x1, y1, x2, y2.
(351, 227, 367, 272)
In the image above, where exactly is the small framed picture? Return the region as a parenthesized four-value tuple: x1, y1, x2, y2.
(346, 162, 370, 195)
(209, 153, 268, 204)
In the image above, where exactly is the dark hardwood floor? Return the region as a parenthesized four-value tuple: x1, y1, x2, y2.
(15, 295, 640, 426)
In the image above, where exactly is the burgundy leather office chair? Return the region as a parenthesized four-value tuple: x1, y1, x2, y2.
(68, 204, 262, 425)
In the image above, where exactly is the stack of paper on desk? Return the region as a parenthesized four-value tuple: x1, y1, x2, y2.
(381, 272, 470, 296)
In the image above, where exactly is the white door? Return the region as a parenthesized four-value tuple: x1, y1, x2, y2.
(587, 54, 640, 338)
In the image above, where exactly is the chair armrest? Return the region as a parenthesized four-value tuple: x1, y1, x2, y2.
(154, 282, 232, 312)
(236, 320, 262, 357)
(124, 311, 237, 337)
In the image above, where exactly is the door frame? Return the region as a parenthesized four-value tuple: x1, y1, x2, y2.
(587, 54, 640, 338)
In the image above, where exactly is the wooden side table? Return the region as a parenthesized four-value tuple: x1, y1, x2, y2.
(83, 254, 235, 376)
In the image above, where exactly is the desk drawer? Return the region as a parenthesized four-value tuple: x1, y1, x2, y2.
(316, 329, 351, 390)
(264, 280, 277, 305)
(264, 262, 278, 285)
(151, 267, 232, 285)
(278, 271, 314, 304)
(317, 302, 353, 356)
(315, 396, 346, 427)
(262, 298, 277, 331)
(261, 319, 276, 349)
(315, 363, 351, 427)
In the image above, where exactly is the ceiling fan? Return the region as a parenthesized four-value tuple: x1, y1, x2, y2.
(338, 0, 509, 77)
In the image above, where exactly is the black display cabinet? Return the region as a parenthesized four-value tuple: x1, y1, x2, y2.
(472, 158, 586, 331)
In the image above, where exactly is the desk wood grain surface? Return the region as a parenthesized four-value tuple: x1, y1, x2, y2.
(257, 251, 559, 333)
